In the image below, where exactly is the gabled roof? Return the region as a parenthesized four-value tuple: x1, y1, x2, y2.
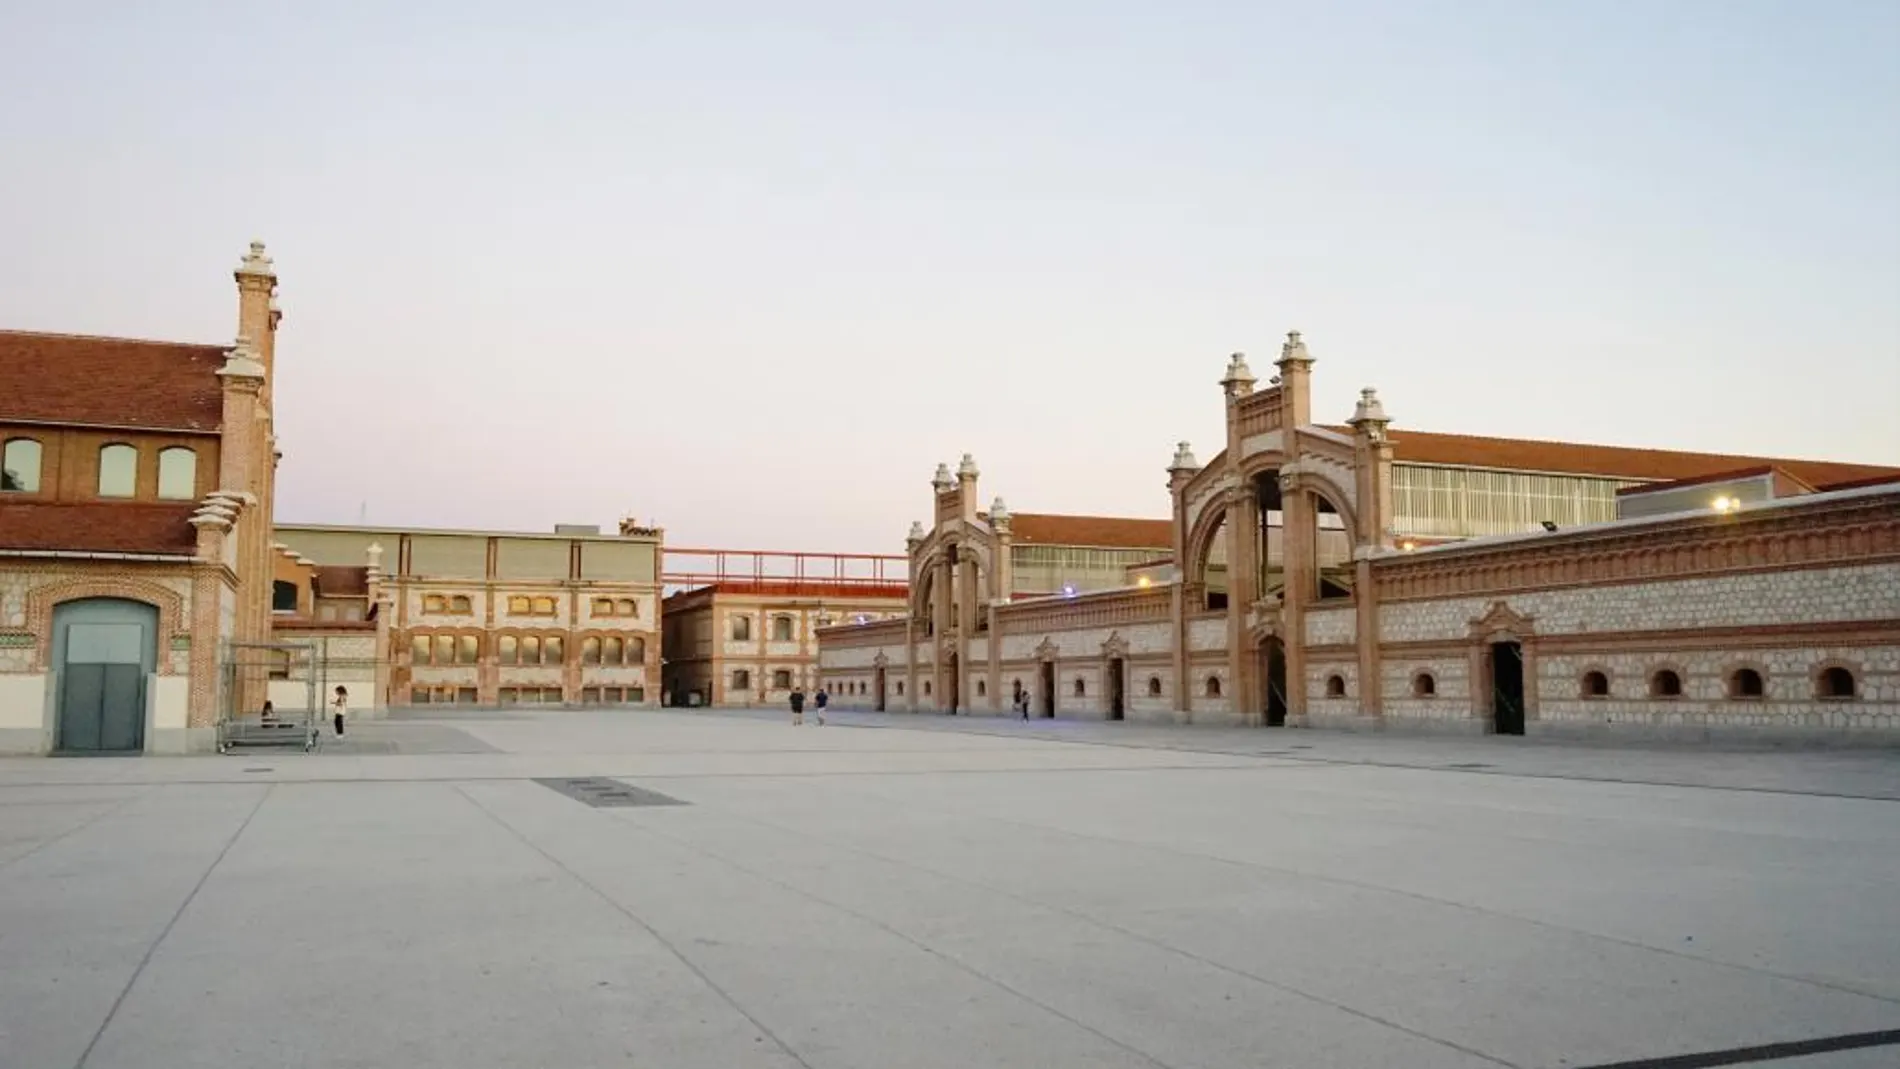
(0, 502, 199, 555)
(1321, 424, 1900, 487)
(0, 330, 228, 432)
(1007, 513, 1172, 550)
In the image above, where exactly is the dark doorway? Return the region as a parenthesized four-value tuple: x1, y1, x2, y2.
(1039, 660, 1056, 718)
(874, 667, 887, 712)
(1107, 658, 1125, 720)
(1492, 641, 1525, 735)
(1262, 638, 1288, 727)
(946, 653, 959, 715)
(54, 599, 155, 754)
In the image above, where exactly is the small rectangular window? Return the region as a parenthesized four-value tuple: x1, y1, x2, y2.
(424, 595, 448, 613)
(542, 687, 563, 703)
(450, 595, 472, 613)
(617, 598, 638, 617)
(593, 598, 614, 615)
(411, 687, 432, 704)
(509, 596, 531, 614)
(498, 687, 519, 704)
(97, 444, 137, 497)
(156, 447, 196, 500)
(457, 687, 478, 704)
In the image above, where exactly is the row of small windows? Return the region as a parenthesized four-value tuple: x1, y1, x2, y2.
(1, 439, 198, 498)
(730, 669, 803, 691)
(1403, 666, 1861, 700)
(413, 685, 646, 705)
(407, 633, 646, 666)
(731, 615, 802, 642)
(466, 595, 640, 617)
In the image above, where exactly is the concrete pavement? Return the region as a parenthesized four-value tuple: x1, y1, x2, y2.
(2, 708, 1897, 1068)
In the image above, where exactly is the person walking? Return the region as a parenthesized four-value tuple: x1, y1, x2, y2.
(331, 685, 349, 737)
(813, 686, 828, 726)
(789, 686, 805, 726)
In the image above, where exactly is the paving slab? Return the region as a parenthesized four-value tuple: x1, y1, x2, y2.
(1, 709, 1896, 1068)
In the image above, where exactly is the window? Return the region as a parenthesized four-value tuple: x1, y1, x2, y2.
(1204, 676, 1222, 698)
(731, 615, 752, 641)
(508, 596, 532, 614)
(520, 636, 541, 665)
(424, 594, 448, 613)
(617, 598, 638, 617)
(1728, 667, 1765, 699)
(593, 597, 614, 615)
(896, 681, 905, 696)
(544, 635, 563, 663)
(156, 446, 196, 499)
(411, 686, 432, 704)
(1581, 670, 1609, 698)
(976, 680, 986, 697)
(1818, 666, 1857, 699)
(456, 635, 479, 665)
(1412, 672, 1436, 698)
(2, 437, 43, 492)
(1325, 674, 1346, 698)
(97, 443, 137, 497)
(1649, 669, 1682, 698)
(581, 637, 601, 665)
(629, 636, 648, 663)
(772, 615, 795, 642)
(458, 687, 478, 704)
(532, 596, 557, 615)
(272, 580, 299, 613)
(498, 635, 518, 664)
(434, 635, 454, 665)
(1147, 676, 1162, 697)
(411, 634, 430, 664)
(601, 636, 623, 665)
(1073, 678, 1086, 697)
(268, 649, 292, 680)
(772, 669, 793, 689)
(450, 595, 471, 613)
(732, 669, 752, 691)
(924, 681, 932, 696)
(498, 687, 519, 704)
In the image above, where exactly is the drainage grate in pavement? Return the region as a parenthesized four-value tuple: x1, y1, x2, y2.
(534, 777, 688, 808)
(1444, 762, 1495, 770)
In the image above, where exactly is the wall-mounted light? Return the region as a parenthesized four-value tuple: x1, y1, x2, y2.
(1400, 540, 1417, 551)
(1136, 576, 1152, 589)
(1062, 583, 1077, 597)
(1712, 496, 1737, 514)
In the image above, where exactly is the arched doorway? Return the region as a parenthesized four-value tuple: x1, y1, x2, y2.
(1259, 637, 1288, 727)
(1038, 660, 1056, 718)
(946, 652, 960, 715)
(874, 666, 888, 711)
(52, 598, 157, 754)
(1106, 658, 1126, 720)
(1491, 642, 1525, 735)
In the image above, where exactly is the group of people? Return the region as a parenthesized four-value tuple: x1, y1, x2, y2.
(257, 685, 352, 736)
(788, 686, 827, 726)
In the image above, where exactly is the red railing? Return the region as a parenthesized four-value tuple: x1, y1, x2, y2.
(663, 548, 909, 595)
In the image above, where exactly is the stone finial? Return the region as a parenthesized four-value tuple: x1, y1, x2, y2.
(1278, 330, 1313, 368)
(218, 335, 266, 381)
(1348, 387, 1392, 444)
(932, 463, 954, 492)
(294, 555, 317, 568)
(990, 496, 1010, 524)
(366, 542, 385, 566)
(957, 453, 979, 480)
(236, 240, 275, 279)
(1219, 352, 1256, 398)
(1169, 441, 1198, 472)
(907, 520, 927, 543)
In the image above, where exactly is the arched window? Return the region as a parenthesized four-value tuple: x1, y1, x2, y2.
(976, 679, 987, 697)
(410, 634, 431, 664)
(1581, 670, 1609, 698)
(272, 579, 299, 613)
(2, 437, 42, 492)
(520, 635, 542, 665)
(156, 446, 197, 500)
(1325, 674, 1346, 698)
(616, 598, 638, 617)
(772, 669, 793, 689)
(450, 595, 471, 613)
(628, 637, 647, 663)
(424, 594, 448, 613)
(896, 681, 905, 696)
(456, 635, 479, 664)
(1147, 676, 1162, 697)
(599, 636, 621, 665)
(1728, 667, 1764, 699)
(1072, 678, 1086, 697)
(773, 615, 795, 642)
(498, 635, 518, 664)
(1412, 672, 1436, 698)
(1818, 666, 1857, 700)
(593, 597, 614, 615)
(731, 615, 752, 641)
(1204, 676, 1222, 698)
(531, 596, 557, 616)
(581, 636, 602, 665)
(433, 635, 454, 666)
(97, 443, 137, 497)
(1650, 669, 1682, 698)
(732, 669, 751, 691)
(544, 635, 564, 663)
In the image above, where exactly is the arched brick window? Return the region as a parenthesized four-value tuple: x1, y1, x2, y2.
(1650, 669, 1683, 698)
(1728, 667, 1765, 699)
(1204, 676, 1222, 698)
(1412, 672, 1436, 698)
(1581, 670, 1609, 698)
(1817, 665, 1857, 700)
(1325, 674, 1346, 698)
(1073, 678, 1086, 697)
(1146, 676, 1162, 697)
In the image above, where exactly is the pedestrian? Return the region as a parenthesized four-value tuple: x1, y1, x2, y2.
(814, 686, 828, 726)
(789, 685, 805, 726)
(331, 685, 349, 737)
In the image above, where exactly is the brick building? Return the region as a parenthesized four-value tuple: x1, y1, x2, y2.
(274, 519, 664, 708)
(660, 549, 907, 707)
(0, 243, 285, 754)
(818, 334, 1900, 741)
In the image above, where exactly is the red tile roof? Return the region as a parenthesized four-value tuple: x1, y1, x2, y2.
(0, 330, 228, 432)
(1324, 425, 1900, 487)
(313, 566, 369, 596)
(0, 502, 199, 554)
(1007, 513, 1173, 550)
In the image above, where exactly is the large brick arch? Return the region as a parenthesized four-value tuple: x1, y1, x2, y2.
(26, 575, 189, 673)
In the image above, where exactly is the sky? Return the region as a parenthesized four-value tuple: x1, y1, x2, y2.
(2, 1, 1896, 555)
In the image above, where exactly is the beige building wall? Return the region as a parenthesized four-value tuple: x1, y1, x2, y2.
(663, 586, 906, 707)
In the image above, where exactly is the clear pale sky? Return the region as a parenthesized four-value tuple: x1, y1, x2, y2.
(3, 1, 1895, 554)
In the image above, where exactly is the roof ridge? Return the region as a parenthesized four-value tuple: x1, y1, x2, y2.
(0, 328, 229, 351)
